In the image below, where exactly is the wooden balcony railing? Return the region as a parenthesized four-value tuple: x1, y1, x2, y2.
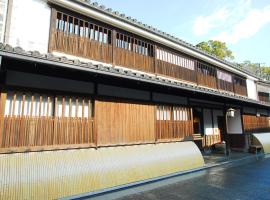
(114, 47, 155, 73)
(50, 31, 113, 63)
(156, 60, 197, 83)
(217, 79, 234, 93)
(197, 73, 217, 88)
(258, 92, 270, 103)
(234, 84, 247, 96)
(49, 10, 248, 96)
(242, 115, 270, 133)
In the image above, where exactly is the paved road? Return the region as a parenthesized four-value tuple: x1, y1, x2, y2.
(115, 158, 270, 200)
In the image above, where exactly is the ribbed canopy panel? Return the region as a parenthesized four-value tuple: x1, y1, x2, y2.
(0, 141, 204, 200)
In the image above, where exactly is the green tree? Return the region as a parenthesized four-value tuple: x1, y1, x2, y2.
(238, 61, 270, 76)
(196, 40, 234, 60)
(261, 66, 270, 75)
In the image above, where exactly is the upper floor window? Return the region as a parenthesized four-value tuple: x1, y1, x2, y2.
(116, 32, 154, 57)
(234, 76, 246, 86)
(55, 11, 112, 45)
(217, 70, 232, 83)
(197, 62, 216, 76)
(156, 48, 195, 70)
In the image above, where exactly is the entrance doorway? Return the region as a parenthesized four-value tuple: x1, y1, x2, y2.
(217, 116, 226, 142)
(193, 108, 204, 149)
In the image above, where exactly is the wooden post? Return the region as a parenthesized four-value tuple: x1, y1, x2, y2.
(48, 8, 57, 53)
(154, 45, 157, 75)
(232, 75, 236, 95)
(112, 30, 117, 67)
(190, 107, 194, 135)
(93, 100, 98, 148)
(0, 92, 7, 147)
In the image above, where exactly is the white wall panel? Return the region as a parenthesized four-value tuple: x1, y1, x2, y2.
(246, 78, 258, 100)
(227, 109, 243, 134)
(7, 0, 51, 53)
(0, 0, 8, 42)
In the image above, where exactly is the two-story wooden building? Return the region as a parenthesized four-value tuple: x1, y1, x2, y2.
(0, 0, 270, 199)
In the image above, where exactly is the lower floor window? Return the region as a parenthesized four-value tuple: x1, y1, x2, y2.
(1, 92, 94, 149)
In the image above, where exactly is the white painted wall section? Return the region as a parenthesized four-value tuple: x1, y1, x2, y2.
(246, 78, 258, 100)
(0, 0, 8, 42)
(7, 0, 51, 53)
(227, 109, 243, 134)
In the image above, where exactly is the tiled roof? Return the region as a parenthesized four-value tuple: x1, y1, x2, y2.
(0, 43, 269, 108)
(72, 0, 270, 82)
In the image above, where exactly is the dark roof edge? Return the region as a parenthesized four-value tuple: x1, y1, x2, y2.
(0, 43, 269, 109)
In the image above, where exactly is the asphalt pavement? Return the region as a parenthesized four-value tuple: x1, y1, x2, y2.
(115, 158, 270, 200)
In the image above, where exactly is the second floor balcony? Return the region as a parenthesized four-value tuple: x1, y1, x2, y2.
(49, 10, 248, 98)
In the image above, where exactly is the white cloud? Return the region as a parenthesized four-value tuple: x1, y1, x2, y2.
(213, 6, 270, 44)
(193, 7, 230, 36)
(192, 0, 270, 44)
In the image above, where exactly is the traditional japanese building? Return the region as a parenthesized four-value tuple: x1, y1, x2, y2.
(0, 0, 270, 199)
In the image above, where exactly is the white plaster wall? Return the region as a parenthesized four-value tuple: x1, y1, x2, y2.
(7, 0, 51, 53)
(0, 0, 9, 42)
(227, 109, 243, 134)
(203, 109, 213, 135)
(246, 78, 258, 100)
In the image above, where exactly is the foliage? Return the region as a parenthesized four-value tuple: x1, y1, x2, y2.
(196, 40, 234, 60)
(261, 66, 270, 75)
(238, 60, 270, 76)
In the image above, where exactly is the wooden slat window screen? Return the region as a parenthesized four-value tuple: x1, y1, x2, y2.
(258, 92, 270, 103)
(116, 33, 154, 57)
(196, 62, 217, 88)
(50, 11, 112, 63)
(217, 70, 234, 92)
(156, 47, 197, 83)
(156, 105, 193, 141)
(242, 115, 270, 133)
(114, 32, 155, 73)
(0, 92, 94, 150)
(234, 76, 247, 96)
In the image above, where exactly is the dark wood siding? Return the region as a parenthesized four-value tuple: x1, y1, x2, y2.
(95, 100, 156, 146)
(242, 115, 270, 133)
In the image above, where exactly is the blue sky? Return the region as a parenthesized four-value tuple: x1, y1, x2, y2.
(96, 0, 270, 66)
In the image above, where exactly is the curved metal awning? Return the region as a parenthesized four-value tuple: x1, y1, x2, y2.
(252, 133, 270, 153)
(0, 141, 204, 199)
